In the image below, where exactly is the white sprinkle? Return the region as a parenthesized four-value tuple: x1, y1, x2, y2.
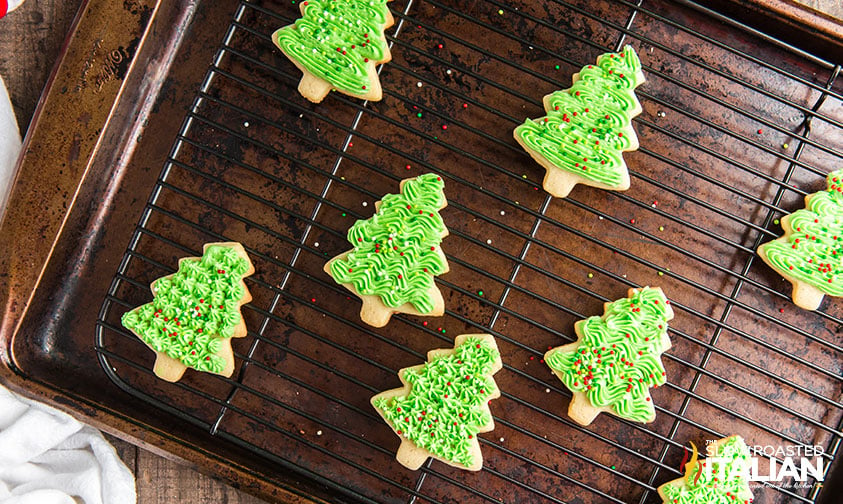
(417, 81, 423, 88)
(314, 242, 320, 247)
(446, 69, 452, 75)
(500, 210, 505, 216)
(486, 239, 492, 245)
(528, 46, 534, 50)
(299, 114, 304, 118)
(243, 121, 250, 127)
(317, 430, 323, 436)
(362, 202, 368, 207)
(598, 216, 604, 220)
(545, 388, 551, 393)
(499, 437, 505, 442)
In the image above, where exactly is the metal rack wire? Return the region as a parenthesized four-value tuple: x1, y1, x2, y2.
(96, 0, 843, 502)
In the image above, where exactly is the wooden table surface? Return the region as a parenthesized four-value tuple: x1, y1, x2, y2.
(0, 2, 267, 503)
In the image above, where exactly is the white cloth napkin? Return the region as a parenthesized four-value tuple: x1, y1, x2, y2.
(0, 74, 137, 504)
(0, 384, 137, 504)
(0, 74, 20, 218)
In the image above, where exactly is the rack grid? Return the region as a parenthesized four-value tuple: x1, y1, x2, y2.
(96, 0, 843, 502)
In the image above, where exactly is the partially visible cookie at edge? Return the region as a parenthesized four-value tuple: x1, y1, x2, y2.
(758, 169, 843, 310)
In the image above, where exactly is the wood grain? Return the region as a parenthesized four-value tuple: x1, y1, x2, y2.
(106, 434, 268, 504)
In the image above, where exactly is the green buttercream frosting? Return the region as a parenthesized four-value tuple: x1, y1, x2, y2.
(546, 287, 671, 423)
(514, 45, 643, 188)
(121, 245, 251, 374)
(274, 0, 391, 95)
(373, 337, 500, 468)
(661, 436, 753, 504)
(759, 169, 843, 296)
(329, 173, 448, 313)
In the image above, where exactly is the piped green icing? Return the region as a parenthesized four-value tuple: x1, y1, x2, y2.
(329, 173, 447, 313)
(661, 436, 753, 504)
(274, 0, 391, 95)
(546, 287, 672, 423)
(514, 45, 643, 189)
(759, 169, 843, 296)
(372, 336, 500, 468)
(121, 245, 251, 374)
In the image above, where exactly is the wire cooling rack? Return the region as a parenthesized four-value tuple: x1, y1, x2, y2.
(96, 0, 843, 502)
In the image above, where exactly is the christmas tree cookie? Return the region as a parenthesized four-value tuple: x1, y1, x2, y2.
(371, 334, 502, 471)
(324, 173, 449, 327)
(273, 0, 394, 103)
(758, 170, 843, 310)
(514, 45, 645, 198)
(121, 243, 255, 382)
(658, 435, 754, 504)
(545, 286, 673, 425)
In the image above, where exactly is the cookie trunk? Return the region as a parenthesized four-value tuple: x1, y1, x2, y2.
(542, 165, 583, 199)
(791, 281, 825, 310)
(153, 354, 188, 383)
(567, 392, 603, 426)
(396, 440, 429, 470)
(298, 72, 334, 104)
(360, 296, 395, 328)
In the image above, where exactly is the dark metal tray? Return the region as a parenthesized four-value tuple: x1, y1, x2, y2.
(2, 0, 843, 502)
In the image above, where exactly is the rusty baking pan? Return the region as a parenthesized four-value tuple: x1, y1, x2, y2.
(2, 0, 843, 502)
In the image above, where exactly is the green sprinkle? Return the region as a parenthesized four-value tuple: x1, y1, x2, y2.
(497, 9, 504, 15)
(774, 219, 780, 225)
(342, 213, 347, 217)
(417, 112, 423, 118)
(478, 290, 484, 296)
(610, 465, 616, 470)
(555, 65, 560, 70)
